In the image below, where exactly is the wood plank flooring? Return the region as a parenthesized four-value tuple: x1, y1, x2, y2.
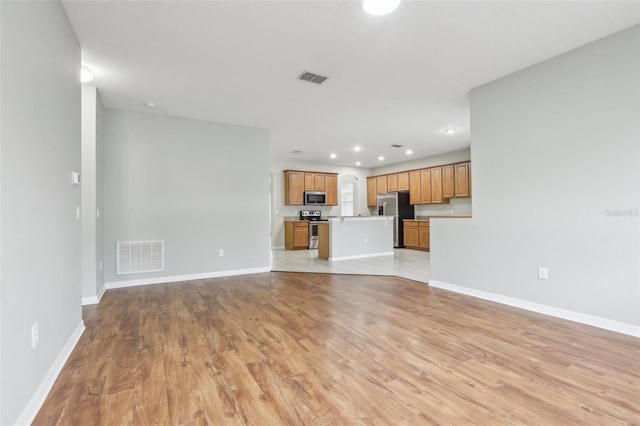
(34, 272, 640, 425)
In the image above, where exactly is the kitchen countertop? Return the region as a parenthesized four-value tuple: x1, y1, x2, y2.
(404, 216, 472, 221)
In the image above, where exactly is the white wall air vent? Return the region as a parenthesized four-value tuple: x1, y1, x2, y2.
(298, 71, 328, 85)
(117, 240, 164, 275)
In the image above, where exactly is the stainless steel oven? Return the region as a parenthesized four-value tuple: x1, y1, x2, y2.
(300, 210, 323, 249)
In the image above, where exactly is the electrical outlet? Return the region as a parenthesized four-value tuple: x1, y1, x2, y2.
(538, 267, 548, 280)
(31, 323, 39, 348)
(219, 249, 224, 257)
(99, 260, 103, 271)
(76, 206, 80, 221)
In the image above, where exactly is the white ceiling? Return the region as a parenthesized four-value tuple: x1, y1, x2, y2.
(62, 1, 639, 168)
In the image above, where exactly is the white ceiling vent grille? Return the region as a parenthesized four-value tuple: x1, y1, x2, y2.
(117, 240, 164, 275)
(298, 71, 328, 85)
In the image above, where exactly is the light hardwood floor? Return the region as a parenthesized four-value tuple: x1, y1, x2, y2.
(34, 272, 639, 425)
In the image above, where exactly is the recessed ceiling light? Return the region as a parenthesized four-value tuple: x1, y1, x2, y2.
(378, 156, 384, 161)
(405, 149, 413, 155)
(444, 128, 457, 134)
(146, 102, 157, 108)
(355, 161, 361, 166)
(363, 0, 401, 16)
(354, 145, 361, 152)
(330, 153, 337, 159)
(80, 66, 93, 83)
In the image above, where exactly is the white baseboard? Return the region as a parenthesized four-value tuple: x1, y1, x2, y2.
(15, 320, 85, 426)
(81, 284, 106, 306)
(329, 251, 394, 262)
(429, 280, 640, 338)
(271, 245, 285, 250)
(106, 266, 271, 289)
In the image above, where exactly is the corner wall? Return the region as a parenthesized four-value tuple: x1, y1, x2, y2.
(431, 25, 640, 332)
(103, 110, 271, 285)
(1, 1, 83, 424)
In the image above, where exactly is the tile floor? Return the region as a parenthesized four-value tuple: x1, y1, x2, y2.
(270, 248, 430, 284)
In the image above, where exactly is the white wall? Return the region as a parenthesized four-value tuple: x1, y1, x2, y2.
(81, 85, 105, 302)
(103, 110, 271, 284)
(431, 26, 640, 331)
(268, 159, 372, 248)
(1, 1, 82, 424)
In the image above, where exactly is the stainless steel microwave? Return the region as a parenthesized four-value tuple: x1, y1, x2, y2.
(304, 191, 326, 205)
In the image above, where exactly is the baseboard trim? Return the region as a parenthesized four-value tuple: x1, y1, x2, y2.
(15, 320, 85, 425)
(329, 251, 394, 262)
(429, 280, 640, 338)
(106, 266, 271, 289)
(81, 284, 106, 306)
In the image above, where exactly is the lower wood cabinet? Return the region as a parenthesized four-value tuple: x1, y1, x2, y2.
(285, 222, 309, 250)
(404, 220, 429, 251)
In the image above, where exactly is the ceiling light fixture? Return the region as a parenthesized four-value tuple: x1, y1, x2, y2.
(363, 0, 400, 16)
(405, 149, 413, 155)
(330, 153, 337, 159)
(378, 156, 384, 161)
(444, 128, 457, 134)
(146, 102, 157, 108)
(355, 161, 361, 166)
(80, 66, 94, 83)
(354, 145, 361, 152)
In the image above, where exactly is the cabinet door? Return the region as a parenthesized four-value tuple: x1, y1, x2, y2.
(314, 173, 325, 190)
(376, 175, 387, 194)
(420, 169, 432, 204)
(293, 224, 309, 248)
(430, 166, 444, 204)
(367, 177, 377, 207)
(304, 173, 315, 191)
(455, 162, 470, 197)
(325, 174, 338, 205)
(387, 174, 398, 192)
(397, 172, 409, 191)
(404, 222, 419, 248)
(409, 170, 421, 205)
(285, 171, 304, 205)
(442, 165, 455, 199)
(418, 222, 430, 251)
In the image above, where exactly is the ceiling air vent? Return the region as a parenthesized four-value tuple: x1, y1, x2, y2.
(298, 71, 328, 85)
(391, 144, 404, 148)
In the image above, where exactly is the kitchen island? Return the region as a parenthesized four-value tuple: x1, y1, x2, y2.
(317, 216, 394, 261)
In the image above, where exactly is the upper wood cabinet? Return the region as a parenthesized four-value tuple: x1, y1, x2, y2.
(409, 170, 421, 205)
(284, 171, 305, 205)
(387, 174, 398, 192)
(420, 169, 432, 204)
(376, 175, 388, 195)
(367, 176, 377, 207)
(455, 162, 471, 197)
(442, 165, 455, 199)
(430, 166, 447, 204)
(397, 172, 409, 191)
(325, 174, 338, 205)
(284, 170, 338, 206)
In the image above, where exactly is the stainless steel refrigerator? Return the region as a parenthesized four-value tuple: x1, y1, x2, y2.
(377, 192, 414, 248)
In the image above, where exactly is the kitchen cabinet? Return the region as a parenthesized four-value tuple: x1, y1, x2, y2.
(430, 166, 447, 204)
(442, 165, 455, 199)
(285, 170, 338, 206)
(404, 220, 429, 251)
(376, 175, 388, 195)
(387, 174, 398, 192)
(420, 169, 432, 204)
(409, 170, 421, 205)
(403, 221, 419, 248)
(284, 171, 304, 205)
(367, 177, 377, 207)
(418, 221, 430, 251)
(455, 162, 471, 197)
(325, 174, 338, 205)
(285, 222, 309, 250)
(397, 172, 409, 191)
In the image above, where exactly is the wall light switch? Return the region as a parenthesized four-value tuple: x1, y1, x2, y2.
(219, 249, 224, 257)
(538, 267, 548, 280)
(71, 171, 80, 185)
(76, 206, 80, 221)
